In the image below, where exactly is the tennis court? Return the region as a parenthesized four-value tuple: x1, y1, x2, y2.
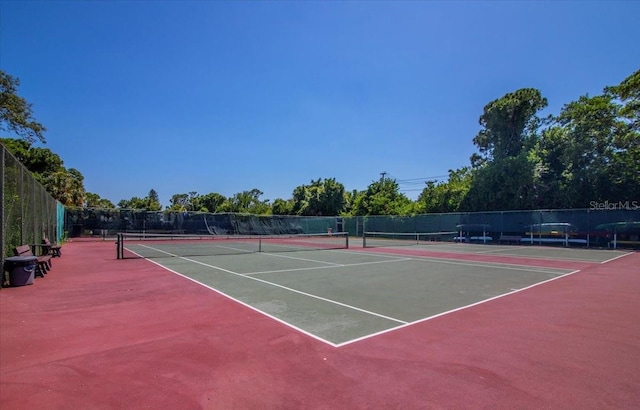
(2, 238, 639, 409)
(119, 233, 614, 346)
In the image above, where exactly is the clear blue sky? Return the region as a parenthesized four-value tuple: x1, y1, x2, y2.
(1, 1, 639, 207)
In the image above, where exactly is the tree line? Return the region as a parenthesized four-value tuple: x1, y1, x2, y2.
(2, 68, 638, 216)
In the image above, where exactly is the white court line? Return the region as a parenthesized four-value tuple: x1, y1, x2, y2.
(176, 256, 408, 326)
(128, 244, 584, 347)
(335, 268, 583, 348)
(474, 246, 529, 254)
(137, 256, 342, 347)
(390, 243, 607, 263)
(359, 246, 602, 269)
(257, 251, 344, 266)
(601, 252, 633, 264)
(244, 257, 413, 276)
(404, 254, 570, 275)
(470, 245, 630, 263)
(137, 243, 254, 256)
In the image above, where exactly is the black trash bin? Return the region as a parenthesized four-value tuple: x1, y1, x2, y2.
(4, 256, 38, 287)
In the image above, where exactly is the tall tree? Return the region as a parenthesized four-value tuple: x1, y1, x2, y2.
(549, 94, 620, 206)
(118, 189, 161, 210)
(472, 88, 548, 162)
(43, 168, 86, 207)
(220, 189, 270, 214)
(0, 71, 47, 143)
(533, 70, 640, 207)
(465, 88, 548, 211)
(85, 192, 115, 208)
(417, 167, 472, 213)
(271, 198, 293, 215)
(2, 137, 86, 206)
(605, 69, 640, 201)
(291, 178, 346, 216)
(147, 189, 161, 210)
(198, 192, 227, 213)
(461, 154, 537, 211)
(352, 178, 413, 216)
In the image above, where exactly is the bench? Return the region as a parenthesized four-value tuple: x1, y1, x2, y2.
(499, 235, 522, 244)
(42, 238, 62, 257)
(13, 245, 52, 278)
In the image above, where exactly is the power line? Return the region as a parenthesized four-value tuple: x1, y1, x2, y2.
(387, 173, 449, 185)
(381, 172, 451, 196)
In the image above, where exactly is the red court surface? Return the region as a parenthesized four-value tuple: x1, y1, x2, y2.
(1, 241, 639, 409)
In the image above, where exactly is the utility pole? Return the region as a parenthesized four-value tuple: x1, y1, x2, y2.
(380, 171, 387, 182)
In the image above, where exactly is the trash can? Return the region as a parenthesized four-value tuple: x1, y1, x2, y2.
(4, 256, 38, 287)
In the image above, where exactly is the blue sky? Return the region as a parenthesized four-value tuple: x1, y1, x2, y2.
(1, 1, 639, 207)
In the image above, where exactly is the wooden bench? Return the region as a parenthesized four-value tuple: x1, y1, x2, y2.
(42, 238, 62, 257)
(14, 245, 52, 277)
(499, 235, 522, 244)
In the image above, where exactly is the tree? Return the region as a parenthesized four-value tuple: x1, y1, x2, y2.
(605, 69, 640, 201)
(271, 198, 293, 215)
(1, 138, 62, 177)
(0, 70, 47, 143)
(291, 178, 346, 216)
(85, 192, 115, 208)
(472, 88, 548, 162)
(464, 88, 548, 211)
(416, 167, 472, 213)
(533, 70, 640, 207)
(352, 178, 413, 216)
(166, 192, 202, 211)
(2, 137, 87, 206)
(147, 189, 161, 210)
(118, 189, 162, 210)
(220, 189, 270, 214)
(198, 192, 227, 213)
(461, 153, 537, 211)
(42, 168, 86, 207)
(606, 69, 640, 131)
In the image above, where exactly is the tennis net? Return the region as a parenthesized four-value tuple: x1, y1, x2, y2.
(116, 232, 349, 259)
(363, 231, 457, 248)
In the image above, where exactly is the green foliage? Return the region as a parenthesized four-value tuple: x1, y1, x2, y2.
(272, 198, 293, 215)
(416, 167, 472, 213)
(119, 189, 162, 210)
(1, 137, 86, 206)
(198, 192, 227, 213)
(461, 154, 537, 211)
(472, 88, 547, 161)
(291, 178, 346, 216)
(42, 168, 86, 207)
(352, 178, 413, 216)
(0, 70, 47, 143)
(219, 189, 270, 214)
(85, 192, 115, 208)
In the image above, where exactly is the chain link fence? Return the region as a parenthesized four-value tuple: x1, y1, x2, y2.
(63, 208, 339, 237)
(349, 208, 640, 248)
(1, 143, 63, 273)
(64, 205, 639, 249)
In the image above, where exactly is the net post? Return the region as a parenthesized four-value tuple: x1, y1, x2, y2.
(116, 233, 122, 259)
(258, 237, 262, 252)
(345, 233, 349, 249)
